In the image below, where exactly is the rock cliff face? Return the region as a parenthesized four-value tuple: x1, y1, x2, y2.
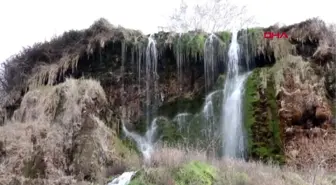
(240, 19, 336, 168)
(0, 19, 231, 134)
(0, 79, 140, 184)
(0, 17, 335, 172)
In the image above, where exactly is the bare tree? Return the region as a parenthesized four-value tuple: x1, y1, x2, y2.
(166, 0, 255, 32)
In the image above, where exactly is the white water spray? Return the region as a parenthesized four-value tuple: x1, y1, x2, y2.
(173, 113, 192, 131)
(221, 31, 249, 158)
(122, 117, 168, 162)
(108, 171, 137, 185)
(203, 90, 223, 120)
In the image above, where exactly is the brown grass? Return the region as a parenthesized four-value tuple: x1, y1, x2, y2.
(271, 55, 335, 171)
(132, 144, 336, 185)
(285, 129, 336, 171)
(0, 78, 130, 185)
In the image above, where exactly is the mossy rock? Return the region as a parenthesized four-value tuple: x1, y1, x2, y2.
(174, 161, 217, 185)
(243, 68, 284, 164)
(216, 31, 231, 44)
(129, 161, 217, 185)
(158, 92, 205, 119)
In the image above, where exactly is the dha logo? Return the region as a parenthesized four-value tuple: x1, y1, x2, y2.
(263, 32, 288, 39)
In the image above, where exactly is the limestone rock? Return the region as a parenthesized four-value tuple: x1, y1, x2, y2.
(0, 79, 130, 184)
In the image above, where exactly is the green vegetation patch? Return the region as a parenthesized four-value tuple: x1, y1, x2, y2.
(157, 74, 225, 148)
(129, 161, 217, 185)
(174, 161, 217, 185)
(243, 68, 284, 164)
(216, 31, 231, 44)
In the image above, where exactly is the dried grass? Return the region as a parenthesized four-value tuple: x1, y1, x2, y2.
(130, 144, 336, 185)
(0, 78, 123, 185)
(272, 55, 325, 97)
(285, 129, 336, 171)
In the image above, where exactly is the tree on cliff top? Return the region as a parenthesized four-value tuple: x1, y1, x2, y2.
(164, 0, 255, 32)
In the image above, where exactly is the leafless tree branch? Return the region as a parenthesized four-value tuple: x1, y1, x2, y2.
(166, 0, 255, 32)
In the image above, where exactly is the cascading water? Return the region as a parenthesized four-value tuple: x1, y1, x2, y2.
(203, 34, 219, 131)
(176, 33, 184, 92)
(204, 33, 216, 92)
(122, 31, 250, 163)
(145, 35, 159, 126)
(122, 117, 167, 162)
(122, 35, 160, 162)
(221, 31, 249, 158)
(173, 113, 192, 132)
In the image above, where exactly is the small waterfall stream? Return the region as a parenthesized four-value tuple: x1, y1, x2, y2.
(221, 31, 249, 158)
(121, 35, 160, 162)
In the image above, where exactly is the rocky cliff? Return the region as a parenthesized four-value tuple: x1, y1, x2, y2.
(0, 17, 335, 184)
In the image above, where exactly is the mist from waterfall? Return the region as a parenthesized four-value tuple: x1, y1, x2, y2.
(221, 31, 249, 158)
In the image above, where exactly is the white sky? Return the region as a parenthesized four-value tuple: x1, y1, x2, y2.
(0, 0, 335, 63)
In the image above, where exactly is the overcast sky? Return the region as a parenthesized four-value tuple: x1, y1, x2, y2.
(0, 0, 335, 63)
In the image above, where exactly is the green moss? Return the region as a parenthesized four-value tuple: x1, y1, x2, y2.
(129, 162, 216, 185)
(159, 120, 184, 144)
(113, 135, 139, 159)
(174, 161, 217, 185)
(213, 74, 226, 90)
(219, 32, 230, 42)
(173, 33, 207, 58)
(244, 70, 260, 156)
(243, 68, 284, 164)
(265, 72, 284, 163)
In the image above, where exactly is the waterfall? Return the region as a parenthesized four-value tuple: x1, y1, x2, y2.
(122, 117, 166, 162)
(202, 34, 223, 136)
(221, 31, 249, 158)
(176, 33, 184, 92)
(121, 31, 251, 162)
(203, 90, 222, 125)
(121, 35, 160, 162)
(145, 35, 159, 126)
(173, 113, 192, 132)
(204, 33, 216, 92)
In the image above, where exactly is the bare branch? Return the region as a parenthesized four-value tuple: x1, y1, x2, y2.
(166, 0, 255, 32)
